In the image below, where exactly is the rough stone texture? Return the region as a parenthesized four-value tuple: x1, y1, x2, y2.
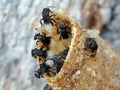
(0, 0, 120, 90)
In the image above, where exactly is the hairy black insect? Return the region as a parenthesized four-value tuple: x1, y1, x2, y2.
(43, 84, 52, 90)
(57, 23, 71, 40)
(85, 38, 98, 53)
(31, 46, 47, 58)
(53, 48, 69, 60)
(50, 48, 69, 73)
(34, 63, 50, 79)
(40, 8, 55, 25)
(34, 32, 51, 47)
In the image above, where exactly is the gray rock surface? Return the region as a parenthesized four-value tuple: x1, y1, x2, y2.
(0, 0, 120, 90)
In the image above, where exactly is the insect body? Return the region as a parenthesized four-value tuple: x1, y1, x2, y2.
(43, 84, 52, 90)
(40, 8, 55, 25)
(58, 23, 71, 40)
(49, 48, 69, 73)
(34, 32, 51, 47)
(34, 63, 50, 79)
(85, 38, 98, 53)
(31, 47, 47, 58)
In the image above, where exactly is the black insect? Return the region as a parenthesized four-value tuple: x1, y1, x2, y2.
(50, 48, 69, 73)
(34, 32, 51, 47)
(55, 61, 64, 73)
(57, 23, 71, 40)
(34, 63, 50, 79)
(31, 46, 47, 58)
(40, 8, 55, 25)
(85, 38, 98, 53)
(43, 84, 52, 90)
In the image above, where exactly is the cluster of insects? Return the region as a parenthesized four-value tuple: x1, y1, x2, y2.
(31, 7, 98, 90)
(31, 7, 72, 82)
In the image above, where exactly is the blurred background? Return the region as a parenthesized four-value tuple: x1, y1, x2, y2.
(0, 0, 120, 90)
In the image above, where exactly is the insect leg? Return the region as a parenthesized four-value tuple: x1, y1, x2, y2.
(40, 18, 44, 25)
(51, 18, 56, 23)
(42, 32, 46, 36)
(50, 14, 55, 17)
(59, 34, 62, 40)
